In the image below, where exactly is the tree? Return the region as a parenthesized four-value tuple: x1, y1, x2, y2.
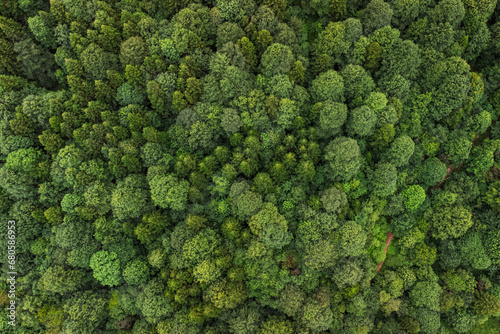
(260, 43, 294, 77)
(135, 210, 168, 245)
(419, 157, 447, 187)
(120, 36, 149, 66)
(428, 206, 473, 240)
(220, 108, 242, 135)
(147, 80, 168, 112)
(466, 144, 495, 176)
(324, 136, 361, 182)
(370, 162, 397, 197)
(140, 142, 165, 168)
(440, 268, 476, 294)
(122, 258, 150, 286)
(296, 160, 316, 183)
(362, 0, 393, 34)
(150, 174, 189, 211)
(83, 180, 112, 216)
(304, 238, 339, 270)
(111, 175, 152, 220)
(250, 174, 272, 196)
(310, 70, 345, 103)
(258, 316, 294, 334)
(39, 130, 64, 156)
(116, 82, 145, 105)
(409, 281, 442, 311)
(231, 37, 254, 67)
(473, 291, 500, 317)
(217, 66, 253, 106)
(147, 248, 167, 269)
(251, 5, 279, 35)
(63, 291, 108, 334)
(482, 180, 500, 213)
(40, 265, 85, 295)
(402, 185, 426, 213)
(248, 202, 290, 249)
(312, 19, 358, 64)
(230, 181, 263, 220)
(4, 147, 43, 176)
(348, 105, 377, 137)
(438, 239, 462, 270)
(277, 284, 306, 317)
(89, 251, 122, 287)
(289, 60, 306, 84)
(484, 229, 500, 265)
(364, 41, 383, 73)
(0, 16, 28, 43)
(136, 278, 173, 321)
(385, 135, 415, 167)
(157, 310, 202, 334)
(13, 38, 56, 87)
(392, 213, 417, 237)
(204, 278, 246, 310)
(380, 40, 421, 80)
(414, 308, 441, 333)
(444, 173, 479, 206)
(301, 297, 334, 332)
(226, 302, 262, 334)
(458, 232, 492, 270)
(215, 22, 244, 50)
(276, 98, 299, 130)
(338, 220, 367, 257)
(391, 0, 430, 29)
(429, 0, 465, 28)
(297, 208, 336, 240)
(332, 258, 363, 289)
(318, 101, 348, 136)
(27, 12, 56, 49)
(193, 259, 221, 284)
(449, 309, 476, 333)
(320, 187, 347, 214)
(81, 43, 119, 81)
(266, 74, 293, 99)
(445, 130, 472, 167)
(341, 64, 375, 102)
(182, 228, 221, 265)
(430, 75, 471, 122)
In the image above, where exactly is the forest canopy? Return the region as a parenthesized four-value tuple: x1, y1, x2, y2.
(1, 0, 500, 333)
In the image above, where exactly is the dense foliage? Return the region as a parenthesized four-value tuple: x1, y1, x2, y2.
(1, 0, 500, 333)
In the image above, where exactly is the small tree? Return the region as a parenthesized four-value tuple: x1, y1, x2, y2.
(324, 137, 361, 182)
(150, 174, 189, 211)
(123, 258, 150, 286)
(402, 185, 426, 212)
(89, 251, 121, 287)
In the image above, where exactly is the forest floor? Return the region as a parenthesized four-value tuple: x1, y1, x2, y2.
(376, 232, 394, 272)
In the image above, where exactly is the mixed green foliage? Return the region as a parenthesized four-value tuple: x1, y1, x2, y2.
(1, 0, 500, 333)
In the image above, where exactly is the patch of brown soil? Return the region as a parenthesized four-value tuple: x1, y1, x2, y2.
(376, 232, 394, 272)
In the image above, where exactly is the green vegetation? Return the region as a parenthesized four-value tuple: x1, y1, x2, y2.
(1, 0, 500, 333)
